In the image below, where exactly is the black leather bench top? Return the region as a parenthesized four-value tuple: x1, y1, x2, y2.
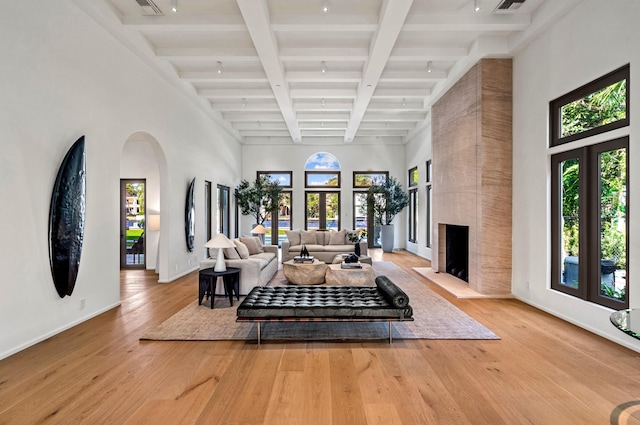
(237, 285, 412, 320)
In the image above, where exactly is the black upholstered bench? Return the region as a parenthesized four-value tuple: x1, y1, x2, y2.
(236, 275, 413, 344)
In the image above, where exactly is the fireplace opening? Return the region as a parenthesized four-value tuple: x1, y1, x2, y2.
(446, 225, 469, 282)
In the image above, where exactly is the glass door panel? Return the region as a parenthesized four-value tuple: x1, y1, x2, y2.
(121, 180, 146, 268)
(560, 158, 580, 289)
(306, 192, 320, 230)
(598, 147, 627, 301)
(325, 192, 339, 230)
(305, 192, 339, 230)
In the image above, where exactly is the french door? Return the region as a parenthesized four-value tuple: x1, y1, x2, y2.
(120, 179, 146, 269)
(353, 191, 381, 248)
(263, 191, 291, 246)
(305, 191, 340, 230)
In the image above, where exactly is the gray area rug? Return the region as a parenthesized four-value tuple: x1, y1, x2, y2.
(140, 261, 499, 342)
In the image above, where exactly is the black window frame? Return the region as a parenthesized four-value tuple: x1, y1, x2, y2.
(550, 64, 629, 147)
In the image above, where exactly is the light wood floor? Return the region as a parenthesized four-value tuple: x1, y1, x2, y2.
(2, 249, 640, 424)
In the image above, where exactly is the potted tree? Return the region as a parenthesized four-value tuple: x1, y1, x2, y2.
(367, 176, 409, 252)
(235, 176, 283, 236)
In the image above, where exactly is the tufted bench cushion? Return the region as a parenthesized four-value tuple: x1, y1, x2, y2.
(236, 276, 413, 343)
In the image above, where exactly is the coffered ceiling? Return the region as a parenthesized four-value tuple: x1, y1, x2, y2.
(77, 0, 579, 145)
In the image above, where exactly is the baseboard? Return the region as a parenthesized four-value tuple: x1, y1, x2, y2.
(158, 265, 199, 283)
(0, 301, 122, 361)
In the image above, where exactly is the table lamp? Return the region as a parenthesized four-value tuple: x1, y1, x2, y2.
(251, 224, 267, 243)
(204, 233, 235, 272)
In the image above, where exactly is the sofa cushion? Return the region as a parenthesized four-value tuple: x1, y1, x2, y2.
(250, 252, 276, 262)
(240, 236, 263, 255)
(224, 247, 240, 259)
(289, 244, 324, 253)
(234, 240, 250, 259)
(300, 230, 317, 245)
(329, 229, 346, 245)
(323, 244, 355, 252)
(286, 229, 301, 246)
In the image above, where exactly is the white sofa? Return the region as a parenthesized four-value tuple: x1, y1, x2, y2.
(200, 236, 278, 295)
(281, 229, 368, 263)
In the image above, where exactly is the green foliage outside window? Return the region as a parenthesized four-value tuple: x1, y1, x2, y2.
(561, 80, 626, 138)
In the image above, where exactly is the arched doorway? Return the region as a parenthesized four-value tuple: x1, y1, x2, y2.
(119, 132, 166, 277)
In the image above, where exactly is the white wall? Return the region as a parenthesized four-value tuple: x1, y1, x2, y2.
(512, 0, 640, 351)
(0, 0, 241, 359)
(404, 125, 432, 260)
(241, 144, 406, 247)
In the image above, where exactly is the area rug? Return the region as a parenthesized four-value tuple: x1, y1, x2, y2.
(140, 262, 499, 342)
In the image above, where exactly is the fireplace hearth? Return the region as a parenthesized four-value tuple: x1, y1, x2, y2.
(446, 225, 469, 283)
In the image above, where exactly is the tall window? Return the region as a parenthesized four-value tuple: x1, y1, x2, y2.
(550, 66, 630, 309)
(408, 188, 418, 243)
(217, 185, 230, 237)
(306, 192, 340, 230)
(426, 160, 432, 248)
(257, 171, 292, 246)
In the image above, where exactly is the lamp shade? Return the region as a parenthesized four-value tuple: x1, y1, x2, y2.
(204, 233, 235, 272)
(147, 214, 160, 231)
(204, 233, 235, 249)
(251, 224, 267, 234)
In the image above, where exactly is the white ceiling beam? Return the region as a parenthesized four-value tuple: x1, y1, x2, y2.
(379, 70, 447, 82)
(211, 102, 280, 112)
(280, 48, 369, 62)
(371, 88, 431, 98)
(294, 100, 353, 111)
(297, 112, 350, 121)
(180, 71, 268, 83)
(286, 71, 362, 83)
(199, 89, 274, 99)
(237, 0, 301, 142)
(363, 112, 427, 121)
(233, 122, 287, 130)
(121, 14, 247, 31)
(223, 112, 284, 121)
(290, 89, 357, 99)
(300, 130, 346, 137)
(402, 13, 531, 31)
(239, 130, 292, 137)
(344, 0, 413, 143)
(388, 47, 468, 61)
(156, 48, 259, 62)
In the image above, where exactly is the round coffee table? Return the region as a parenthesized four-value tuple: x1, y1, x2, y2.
(283, 259, 328, 285)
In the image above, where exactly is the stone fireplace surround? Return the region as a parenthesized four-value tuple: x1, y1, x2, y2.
(430, 59, 513, 297)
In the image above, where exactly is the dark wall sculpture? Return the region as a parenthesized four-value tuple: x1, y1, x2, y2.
(48, 136, 86, 298)
(185, 177, 195, 252)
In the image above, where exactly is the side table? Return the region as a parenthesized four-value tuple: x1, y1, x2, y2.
(198, 267, 240, 308)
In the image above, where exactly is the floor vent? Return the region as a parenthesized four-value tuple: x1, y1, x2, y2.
(134, 0, 163, 15)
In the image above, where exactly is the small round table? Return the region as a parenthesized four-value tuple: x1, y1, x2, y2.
(198, 267, 240, 308)
(283, 259, 328, 285)
(610, 309, 640, 339)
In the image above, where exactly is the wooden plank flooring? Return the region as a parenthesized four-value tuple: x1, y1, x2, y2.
(1, 249, 640, 424)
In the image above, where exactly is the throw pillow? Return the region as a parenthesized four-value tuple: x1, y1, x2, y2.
(223, 247, 240, 259)
(286, 229, 301, 246)
(240, 236, 263, 255)
(300, 230, 317, 245)
(234, 240, 250, 259)
(329, 229, 346, 245)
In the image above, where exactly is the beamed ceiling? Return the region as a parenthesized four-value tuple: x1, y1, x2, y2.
(76, 0, 579, 145)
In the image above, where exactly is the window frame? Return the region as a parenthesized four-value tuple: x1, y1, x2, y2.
(353, 171, 388, 188)
(550, 64, 629, 147)
(408, 166, 418, 188)
(550, 137, 629, 309)
(408, 187, 418, 243)
(305, 191, 340, 230)
(305, 171, 341, 188)
(257, 171, 292, 188)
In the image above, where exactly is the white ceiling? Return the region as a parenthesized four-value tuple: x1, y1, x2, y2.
(78, 0, 578, 145)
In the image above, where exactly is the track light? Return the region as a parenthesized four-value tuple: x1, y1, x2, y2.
(171, 0, 177, 13)
(402, 98, 406, 107)
(242, 98, 246, 107)
(427, 61, 432, 73)
(217, 61, 223, 75)
(321, 98, 325, 107)
(322, 0, 329, 13)
(321, 61, 327, 75)
(474, 0, 481, 12)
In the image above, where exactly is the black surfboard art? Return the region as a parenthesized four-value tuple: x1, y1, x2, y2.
(185, 177, 195, 252)
(48, 136, 86, 298)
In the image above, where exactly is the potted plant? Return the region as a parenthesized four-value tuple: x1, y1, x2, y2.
(367, 176, 409, 252)
(235, 176, 283, 231)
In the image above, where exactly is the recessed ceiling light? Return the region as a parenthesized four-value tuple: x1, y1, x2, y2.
(402, 98, 406, 106)
(171, 0, 177, 12)
(427, 61, 432, 73)
(321, 61, 327, 75)
(474, 0, 481, 12)
(217, 61, 223, 75)
(322, 0, 329, 13)
(321, 98, 325, 107)
(242, 98, 246, 107)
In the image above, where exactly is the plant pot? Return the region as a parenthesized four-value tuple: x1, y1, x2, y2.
(380, 224, 394, 253)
